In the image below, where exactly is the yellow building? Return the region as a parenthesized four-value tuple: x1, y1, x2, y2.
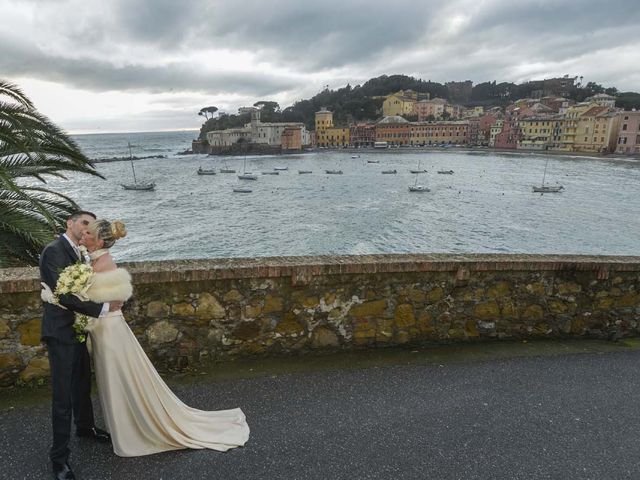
(556, 104, 593, 151)
(573, 107, 620, 153)
(382, 91, 417, 117)
(324, 127, 350, 147)
(315, 108, 334, 147)
(314, 108, 350, 147)
(517, 117, 554, 150)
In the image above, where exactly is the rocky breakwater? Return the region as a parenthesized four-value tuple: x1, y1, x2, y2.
(1, 254, 639, 387)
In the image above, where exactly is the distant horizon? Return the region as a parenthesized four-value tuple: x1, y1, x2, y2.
(69, 128, 200, 136)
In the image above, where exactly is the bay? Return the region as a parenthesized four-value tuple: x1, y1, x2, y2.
(45, 131, 640, 262)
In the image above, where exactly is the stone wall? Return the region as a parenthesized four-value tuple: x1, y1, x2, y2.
(1, 254, 639, 387)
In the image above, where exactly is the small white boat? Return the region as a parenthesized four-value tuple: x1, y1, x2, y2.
(351, 155, 360, 159)
(325, 169, 343, 174)
(437, 170, 454, 174)
(238, 173, 258, 180)
(233, 187, 252, 193)
(381, 169, 397, 174)
(220, 168, 236, 173)
(298, 170, 312, 174)
(197, 167, 216, 175)
(262, 171, 279, 175)
(274, 166, 288, 171)
(122, 182, 155, 191)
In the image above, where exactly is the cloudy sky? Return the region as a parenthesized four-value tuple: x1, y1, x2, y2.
(2, 0, 639, 134)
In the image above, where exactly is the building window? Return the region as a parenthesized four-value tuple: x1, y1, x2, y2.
(622, 124, 628, 131)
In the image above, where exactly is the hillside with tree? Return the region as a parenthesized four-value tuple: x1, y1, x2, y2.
(198, 74, 640, 142)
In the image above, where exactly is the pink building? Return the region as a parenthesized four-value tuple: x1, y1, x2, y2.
(349, 123, 376, 147)
(414, 98, 447, 121)
(616, 111, 640, 155)
(478, 113, 500, 145)
(494, 106, 521, 149)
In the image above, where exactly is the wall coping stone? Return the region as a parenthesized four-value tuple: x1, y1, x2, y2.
(2, 254, 640, 293)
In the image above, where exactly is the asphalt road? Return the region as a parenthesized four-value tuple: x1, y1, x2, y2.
(1, 344, 639, 480)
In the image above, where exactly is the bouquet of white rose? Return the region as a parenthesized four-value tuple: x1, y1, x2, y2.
(54, 262, 94, 299)
(41, 261, 95, 342)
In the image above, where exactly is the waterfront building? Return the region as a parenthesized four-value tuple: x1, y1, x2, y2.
(324, 126, 350, 147)
(409, 120, 469, 145)
(382, 91, 417, 117)
(467, 117, 480, 145)
(376, 116, 411, 146)
(314, 108, 352, 147)
(518, 117, 556, 150)
(494, 106, 521, 149)
(556, 103, 594, 151)
(571, 107, 620, 153)
(349, 123, 376, 147)
(281, 126, 302, 151)
(206, 110, 309, 150)
(489, 119, 503, 147)
(478, 113, 500, 146)
(616, 111, 640, 154)
(315, 108, 334, 147)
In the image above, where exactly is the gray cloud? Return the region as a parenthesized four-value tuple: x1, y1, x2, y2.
(0, 35, 297, 96)
(1, 0, 638, 131)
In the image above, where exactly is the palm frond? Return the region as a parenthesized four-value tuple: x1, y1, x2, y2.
(0, 79, 105, 266)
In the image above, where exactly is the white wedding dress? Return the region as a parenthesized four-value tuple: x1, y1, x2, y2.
(84, 250, 250, 457)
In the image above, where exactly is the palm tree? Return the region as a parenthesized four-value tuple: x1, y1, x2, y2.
(0, 80, 104, 267)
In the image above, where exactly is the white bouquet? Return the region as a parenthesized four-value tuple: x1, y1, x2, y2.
(54, 262, 94, 299)
(41, 262, 95, 342)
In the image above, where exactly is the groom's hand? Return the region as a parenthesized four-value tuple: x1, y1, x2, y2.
(108, 301, 123, 312)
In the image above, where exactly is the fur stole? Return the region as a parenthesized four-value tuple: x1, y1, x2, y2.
(86, 268, 133, 303)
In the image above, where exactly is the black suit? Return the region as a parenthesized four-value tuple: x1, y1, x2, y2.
(40, 235, 105, 467)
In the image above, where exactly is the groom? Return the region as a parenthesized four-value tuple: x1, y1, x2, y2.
(40, 210, 122, 480)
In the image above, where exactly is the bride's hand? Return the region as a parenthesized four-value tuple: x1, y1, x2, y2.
(108, 301, 124, 312)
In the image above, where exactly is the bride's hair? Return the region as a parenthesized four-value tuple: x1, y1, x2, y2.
(89, 219, 127, 248)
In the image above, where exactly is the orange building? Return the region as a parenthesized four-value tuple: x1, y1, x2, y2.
(375, 116, 411, 145)
(281, 126, 302, 151)
(409, 121, 469, 145)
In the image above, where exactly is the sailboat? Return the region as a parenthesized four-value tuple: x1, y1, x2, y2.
(410, 158, 427, 174)
(220, 159, 235, 173)
(121, 142, 155, 191)
(408, 172, 430, 192)
(237, 153, 257, 180)
(533, 159, 563, 193)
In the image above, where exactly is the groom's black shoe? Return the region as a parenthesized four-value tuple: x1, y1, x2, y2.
(52, 462, 76, 480)
(76, 426, 111, 443)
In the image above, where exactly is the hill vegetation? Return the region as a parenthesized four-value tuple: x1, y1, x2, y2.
(198, 74, 640, 141)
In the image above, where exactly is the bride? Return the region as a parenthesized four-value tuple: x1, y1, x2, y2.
(74, 219, 249, 457)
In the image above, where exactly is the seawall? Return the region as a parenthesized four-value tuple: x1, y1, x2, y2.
(1, 254, 639, 387)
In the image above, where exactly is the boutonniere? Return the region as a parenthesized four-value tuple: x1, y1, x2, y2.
(78, 245, 91, 264)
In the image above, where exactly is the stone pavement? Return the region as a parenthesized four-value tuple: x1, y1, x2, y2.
(1, 340, 639, 480)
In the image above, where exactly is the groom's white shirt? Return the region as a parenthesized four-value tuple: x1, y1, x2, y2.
(62, 233, 110, 317)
